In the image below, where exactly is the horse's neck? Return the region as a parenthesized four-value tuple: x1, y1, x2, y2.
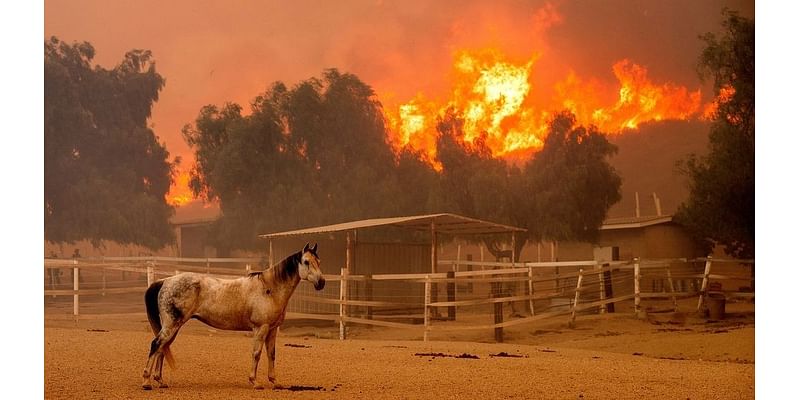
(265, 253, 302, 300)
(274, 252, 300, 281)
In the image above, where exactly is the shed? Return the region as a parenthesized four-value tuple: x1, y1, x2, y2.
(258, 213, 526, 318)
(596, 215, 706, 260)
(259, 213, 526, 274)
(555, 215, 706, 262)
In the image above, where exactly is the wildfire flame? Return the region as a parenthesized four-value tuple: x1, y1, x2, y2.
(384, 49, 714, 164)
(169, 49, 731, 206)
(702, 84, 736, 120)
(167, 170, 193, 207)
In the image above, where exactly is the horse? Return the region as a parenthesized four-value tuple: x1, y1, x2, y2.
(141, 243, 325, 390)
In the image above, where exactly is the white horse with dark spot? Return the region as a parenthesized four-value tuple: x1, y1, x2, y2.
(141, 243, 325, 390)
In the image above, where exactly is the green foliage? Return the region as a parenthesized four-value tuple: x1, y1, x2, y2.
(186, 70, 621, 253)
(522, 111, 622, 243)
(435, 109, 511, 224)
(434, 109, 622, 259)
(395, 147, 441, 214)
(676, 11, 755, 258)
(184, 70, 438, 250)
(44, 37, 176, 249)
(697, 10, 755, 141)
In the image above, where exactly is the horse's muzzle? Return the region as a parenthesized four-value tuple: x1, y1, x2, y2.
(314, 277, 326, 291)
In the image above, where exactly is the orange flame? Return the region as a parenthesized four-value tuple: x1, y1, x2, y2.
(702, 84, 736, 120)
(167, 170, 193, 207)
(557, 60, 703, 131)
(384, 49, 711, 163)
(386, 50, 547, 162)
(169, 49, 721, 206)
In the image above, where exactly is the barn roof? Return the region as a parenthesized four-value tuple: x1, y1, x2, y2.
(258, 213, 525, 238)
(600, 215, 673, 230)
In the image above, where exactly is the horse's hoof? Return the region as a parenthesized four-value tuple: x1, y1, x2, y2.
(154, 377, 168, 389)
(142, 384, 153, 390)
(253, 384, 265, 390)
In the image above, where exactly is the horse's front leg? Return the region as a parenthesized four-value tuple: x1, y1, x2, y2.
(249, 325, 269, 389)
(265, 327, 281, 388)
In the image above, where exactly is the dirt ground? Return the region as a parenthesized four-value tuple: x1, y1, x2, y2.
(44, 299, 754, 399)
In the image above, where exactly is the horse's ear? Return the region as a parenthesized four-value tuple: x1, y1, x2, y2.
(303, 243, 310, 253)
(311, 243, 318, 253)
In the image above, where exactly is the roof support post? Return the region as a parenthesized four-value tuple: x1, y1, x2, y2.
(346, 231, 352, 271)
(268, 239, 274, 268)
(430, 222, 437, 274)
(430, 222, 439, 320)
(511, 232, 517, 267)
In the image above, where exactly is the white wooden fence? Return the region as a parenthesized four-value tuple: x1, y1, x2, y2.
(44, 256, 754, 342)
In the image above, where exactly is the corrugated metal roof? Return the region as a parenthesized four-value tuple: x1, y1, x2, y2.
(600, 215, 673, 230)
(258, 213, 525, 238)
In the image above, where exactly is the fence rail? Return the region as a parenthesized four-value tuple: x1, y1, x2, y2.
(44, 256, 754, 342)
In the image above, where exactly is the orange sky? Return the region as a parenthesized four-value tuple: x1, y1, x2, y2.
(44, 0, 753, 206)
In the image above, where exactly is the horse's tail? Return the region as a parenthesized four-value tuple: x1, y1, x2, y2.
(144, 280, 176, 369)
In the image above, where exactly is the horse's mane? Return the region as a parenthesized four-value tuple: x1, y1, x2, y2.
(248, 251, 302, 283)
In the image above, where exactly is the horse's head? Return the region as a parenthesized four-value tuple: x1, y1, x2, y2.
(299, 243, 325, 290)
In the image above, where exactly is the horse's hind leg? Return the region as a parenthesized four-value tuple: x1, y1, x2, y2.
(152, 351, 168, 388)
(152, 354, 165, 387)
(142, 336, 160, 389)
(143, 320, 184, 389)
(152, 332, 179, 388)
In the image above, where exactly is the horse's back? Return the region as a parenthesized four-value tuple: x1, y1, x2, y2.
(162, 273, 258, 331)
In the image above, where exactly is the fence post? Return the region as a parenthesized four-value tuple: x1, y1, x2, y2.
(246, 264, 251, 275)
(73, 260, 79, 316)
(465, 254, 474, 293)
(555, 264, 561, 295)
(528, 266, 535, 316)
(446, 270, 456, 321)
(206, 258, 210, 275)
(101, 267, 107, 296)
(491, 278, 503, 343)
(365, 273, 373, 320)
(634, 258, 641, 315)
(424, 275, 431, 342)
(49, 266, 57, 298)
(597, 263, 606, 314)
(666, 267, 678, 312)
(339, 267, 347, 340)
(603, 268, 616, 313)
(569, 269, 584, 327)
(697, 257, 712, 312)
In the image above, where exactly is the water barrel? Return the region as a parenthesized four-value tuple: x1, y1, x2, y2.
(707, 293, 726, 320)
